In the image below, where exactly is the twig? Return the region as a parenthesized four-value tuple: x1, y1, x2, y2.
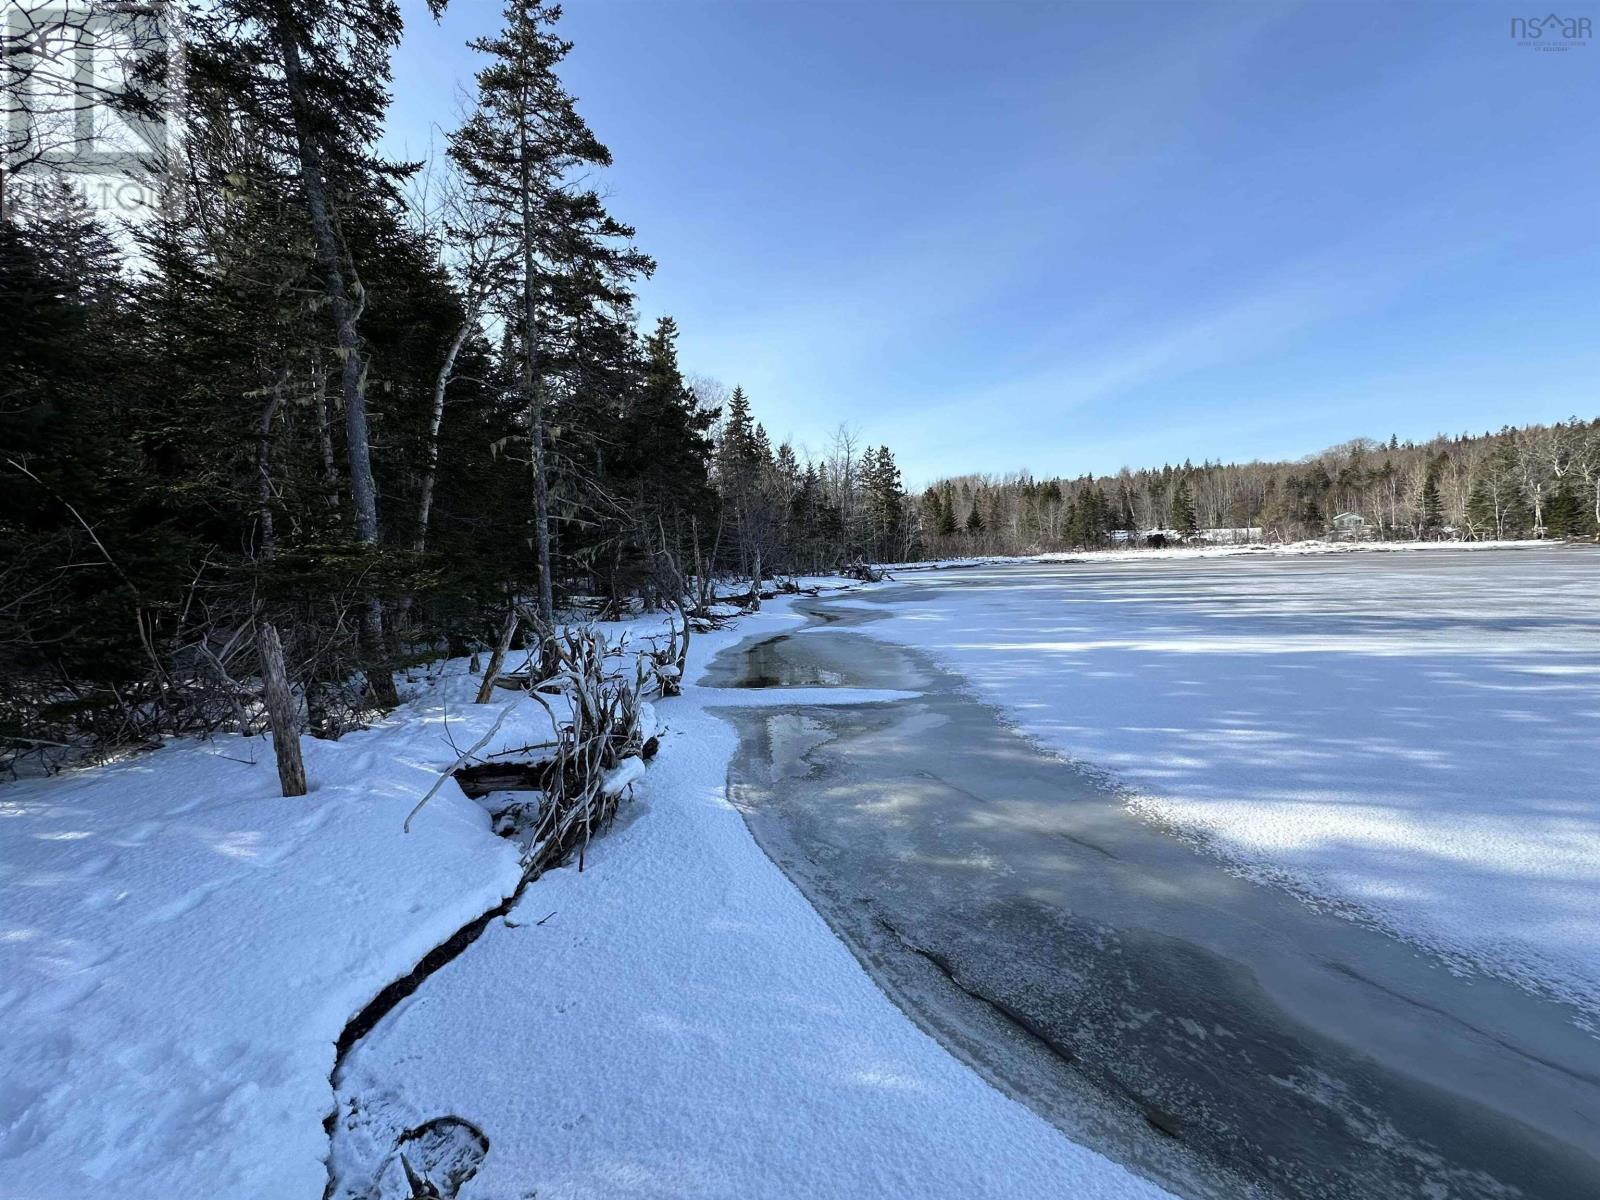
(489, 740, 558, 758)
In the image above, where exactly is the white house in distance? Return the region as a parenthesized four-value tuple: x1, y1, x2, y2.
(1331, 511, 1371, 540)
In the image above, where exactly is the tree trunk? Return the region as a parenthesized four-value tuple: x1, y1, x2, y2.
(256, 390, 281, 559)
(475, 609, 519, 705)
(272, 10, 377, 545)
(316, 357, 340, 510)
(516, 107, 555, 637)
(257, 619, 307, 797)
(271, 6, 395, 707)
(691, 517, 705, 611)
(415, 319, 473, 554)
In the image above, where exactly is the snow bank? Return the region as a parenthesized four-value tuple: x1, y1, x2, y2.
(848, 547, 1600, 1019)
(0, 669, 531, 1198)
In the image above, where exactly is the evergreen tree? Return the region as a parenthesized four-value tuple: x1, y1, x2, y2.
(611, 317, 718, 595)
(862, 446, 904, 561)
(1073, 486, 1111, 546)
(1170, 479, 1198, 537)
(925, 487, 957, 538)
(449, 0, 639, 630)
(1420, 471, 1443, 535)
(714, 385, 780, 597)
(1543, 479, 1593, 538)
(716, 387, 759, 480)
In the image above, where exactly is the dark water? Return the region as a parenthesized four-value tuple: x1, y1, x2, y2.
(733, 634, 849, 689)
(706, 599, 1600, 1200)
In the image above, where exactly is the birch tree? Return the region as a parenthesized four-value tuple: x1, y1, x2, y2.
(414, 176, 511, 554)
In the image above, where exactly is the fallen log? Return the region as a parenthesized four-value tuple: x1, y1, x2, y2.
(453, 759, 558, 799)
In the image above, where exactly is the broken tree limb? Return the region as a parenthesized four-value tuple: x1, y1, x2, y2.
(474, 609, 519, 704)
(255, 619, 307, 797)
(404, 698, 521, 833)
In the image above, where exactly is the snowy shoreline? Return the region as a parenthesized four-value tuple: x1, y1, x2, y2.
(1, 580, 1168, 1200)
(6, 540, 1593, 1197)
(885, 536, 1569, 574)
(324, 596, 1167, 1200)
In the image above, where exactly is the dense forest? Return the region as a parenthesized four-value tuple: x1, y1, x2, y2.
(0, 0, 916, 769)
(1, 1, 1592, 771)
(922, 419, 1600, 557)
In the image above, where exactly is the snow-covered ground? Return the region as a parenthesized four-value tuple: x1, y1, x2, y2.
(1, 585, 1168, 1200)
(0, 674, 529, 1198)
(847, 545, 1600, 1020)
(11, 541, 1585, 1199)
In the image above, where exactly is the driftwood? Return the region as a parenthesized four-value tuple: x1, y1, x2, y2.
(255, 619, 306, 797)
(453, 759, 558, 799)
(516, 622, 651, 877)
(842, 558, 890, 583)
(642, 604, 690, 697)
(403, 699, 520, 832)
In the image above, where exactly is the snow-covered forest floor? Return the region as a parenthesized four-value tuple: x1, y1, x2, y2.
(0, 652, 545, 1196)
(853, 543, 1600, 1021)
(0, 575, 1166, 1200)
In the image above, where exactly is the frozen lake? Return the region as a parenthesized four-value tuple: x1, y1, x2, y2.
(710, 547, 1600, 1199)
(838, 548, 1600, 1013)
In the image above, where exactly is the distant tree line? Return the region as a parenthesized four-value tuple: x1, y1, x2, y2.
(919, 420, 1600, 556)
(0, 0, 913, 770)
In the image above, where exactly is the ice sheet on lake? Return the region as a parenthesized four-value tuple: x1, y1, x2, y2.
(849, 547, 1600, 1019)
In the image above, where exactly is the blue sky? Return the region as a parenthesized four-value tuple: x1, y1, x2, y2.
(389, 1, 1600, 485)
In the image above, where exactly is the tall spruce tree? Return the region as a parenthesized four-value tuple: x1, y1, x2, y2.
(863, 446, 905, 561)
(714, 386, 779, 601)
(1170, 478, 1199, 537)
(1420, 470, 1443, 536)
(449, 0, 623, 632)
(184, 0, 443, 705)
